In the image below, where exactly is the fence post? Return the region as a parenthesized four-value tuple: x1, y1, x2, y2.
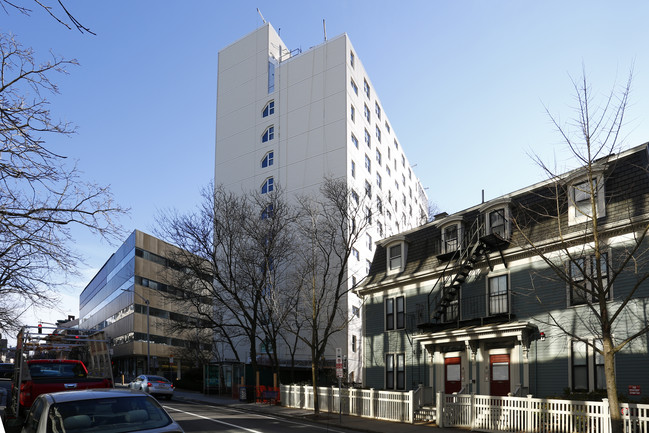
(526, 394, 533, 433)
(436, 392, 444, 428)
(470, 393, 475, 431)
(370, 388, 375, 419)
(602, 398, 610, 433)
(409, 389, 415, 424)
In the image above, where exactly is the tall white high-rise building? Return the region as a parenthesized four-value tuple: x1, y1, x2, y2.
(215, 23, 427, 383)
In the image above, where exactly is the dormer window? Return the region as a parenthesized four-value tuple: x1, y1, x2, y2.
(480, 199, 512, 240)
(440, 217, 464, 254)
(389, 245, 402, 270)
(488, 208, 506, 237)
(443, 225, 459, 252)
(568, 174, 605, 226)
(383, 237, 408, 275)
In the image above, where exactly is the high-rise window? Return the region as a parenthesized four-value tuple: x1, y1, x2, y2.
(376, 125, 381, 143)
(350, 79, 358, 95)
(261, 177, 274, 194)
(364, 129, 371, 147)
(268, 59, 276, 93)
(350, 50, 355, 68)
(364, 104, 370, 122)
(375, 102, 381, 120)
(364, 154, 371, 172)
(367, 233, 373, 251)
(376, 149, 382, 165)
(261, 151, 274, 168)
(351, 133, 359, 149)
(363, 79, 370, 98)
(351, 160, 356, 178)
(351, 189, 359, 205)
(350, 104, 355, 122)
(262, 100, 275, 117)
(376, 172, 382, 189)
(261, 204, 273, 220)
(262, 126, 274, 143)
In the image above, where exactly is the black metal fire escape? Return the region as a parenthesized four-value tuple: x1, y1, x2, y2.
(425, 214, 511, 328)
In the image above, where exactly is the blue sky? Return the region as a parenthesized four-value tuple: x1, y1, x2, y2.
(6, 0, 649, 327)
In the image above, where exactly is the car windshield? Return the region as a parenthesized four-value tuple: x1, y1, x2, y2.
(46, 395, 173, 433)
(147, 376, 170, 383)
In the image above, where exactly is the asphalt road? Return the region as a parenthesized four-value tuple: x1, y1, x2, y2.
(163, 400, 358, 433)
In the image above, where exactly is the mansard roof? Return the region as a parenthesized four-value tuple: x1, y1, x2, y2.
(360, 142, 649, 294)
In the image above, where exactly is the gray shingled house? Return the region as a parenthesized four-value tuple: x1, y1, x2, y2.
(357, 142, 649, 399)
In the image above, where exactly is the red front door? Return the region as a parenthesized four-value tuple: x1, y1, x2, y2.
(490, 354, 510, 396)
(445, 357, 462, 394)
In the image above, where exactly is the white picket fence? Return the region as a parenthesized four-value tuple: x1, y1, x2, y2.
(280, 384, 420, 423)
(282, 385, 649, 432)
(441, 393, 649, 433)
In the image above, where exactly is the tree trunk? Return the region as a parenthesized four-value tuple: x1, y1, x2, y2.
(604, 336, 622, 433)
(311, 353, 319, 415)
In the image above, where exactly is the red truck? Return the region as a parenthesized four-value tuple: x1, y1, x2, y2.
(16, 359, 113, 411)
(4, 326, 114, 422)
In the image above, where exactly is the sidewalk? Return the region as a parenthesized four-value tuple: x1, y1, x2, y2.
(170, 388, 461, 433)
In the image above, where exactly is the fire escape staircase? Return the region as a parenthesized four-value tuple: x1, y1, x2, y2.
(426, 218, 511, 327)
(430, 239, 487, 323)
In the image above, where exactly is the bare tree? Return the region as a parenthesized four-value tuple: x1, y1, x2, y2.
(0, 33, 125, 333)
(516, 67, 638, 433)
(156, 183, 297, 385)
(2, 0, 95, 34)
(293, 177, 370, 414)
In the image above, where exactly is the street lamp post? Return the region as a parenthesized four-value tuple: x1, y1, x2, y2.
(123, 289, 150, 375)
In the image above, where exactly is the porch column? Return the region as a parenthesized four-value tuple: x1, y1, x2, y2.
(518, 331, 532, 395)
(466, 340, 478, 394)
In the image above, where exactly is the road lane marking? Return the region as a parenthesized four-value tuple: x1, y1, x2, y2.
(164, 406, 262, 433)
(164, 404, 349, 433)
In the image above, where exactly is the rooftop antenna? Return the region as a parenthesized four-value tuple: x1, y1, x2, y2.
(323, 19, 327, 41)
(257, 8, 266, 24)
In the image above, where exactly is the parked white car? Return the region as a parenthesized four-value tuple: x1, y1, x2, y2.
(128, 375, 174, 400)
(20, 388, 183, 433)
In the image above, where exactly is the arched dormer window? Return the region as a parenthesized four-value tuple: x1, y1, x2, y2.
(479, 198, 512, 239)
(262, 100, 275, 118)
(380, 235, 408, 275)
(439, 216, 465, 254)
(262, 126, 275, 143)
(565, 167, 606, 226)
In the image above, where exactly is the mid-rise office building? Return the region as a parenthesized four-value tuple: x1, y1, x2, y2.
(79, 230, 211, 380)
(215, 23, 427, 383)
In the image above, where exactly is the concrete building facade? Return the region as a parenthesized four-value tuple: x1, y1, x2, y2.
(79, 230, 211, 381)
(215, 23, 427, 382)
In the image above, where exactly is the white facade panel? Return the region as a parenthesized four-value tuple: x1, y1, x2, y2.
(215, 23, 427, 385)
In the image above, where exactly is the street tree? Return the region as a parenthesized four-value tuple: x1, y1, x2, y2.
(155, 183, 297, 383)
(0, 33, 124, 332)
(2, 0, 95, 34)
(515, 68, 637, 433)
(293, 177, 371, 414)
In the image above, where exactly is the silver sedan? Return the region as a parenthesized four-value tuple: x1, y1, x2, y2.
(20, 388, 183, 433)
(128, 375, 174, 400)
